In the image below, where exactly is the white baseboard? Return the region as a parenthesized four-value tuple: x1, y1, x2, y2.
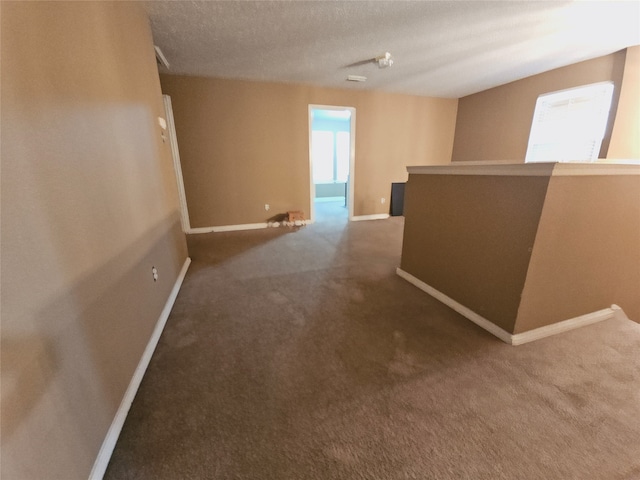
(510, 307, 615, 345)
(350, 213, 390, 222)
(395, 267, 616, 346)
(188, 226, 216, 234)
(89, 257, 191, 480)
(188, 223, 268, 234)
(212, 222, 268, 232)
(396, 267, 512, 343)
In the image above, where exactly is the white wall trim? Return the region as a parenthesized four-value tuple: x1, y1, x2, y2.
(163, 95, 192, 232)
(396, 268, 512, 343)
(351, 213, 390, 222)
(395, 267, 616, 346)
(188, 226, 216, 234)
(187, 220, 321, 234)
(89, 257, 191, 480)
(551, 162, 640, 176)
(210, 222, 269, 233)
(407, 162, 556, 177)
(406, 161, 640, 177)
(187, 223, 269, 234)
(510, 307, 615, 345)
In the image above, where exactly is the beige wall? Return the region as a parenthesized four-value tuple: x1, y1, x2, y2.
(160, 75, 458, 227)
(451, 51, 627, 162)
(608, 46, 640, 159)
(400, 173, 551, 332)
(400, 166, 639, 337)
(1, 3, 188, 479)
(515, 174, 640, 333)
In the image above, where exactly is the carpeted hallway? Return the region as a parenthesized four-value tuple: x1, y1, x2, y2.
(105, 214, 640, 480)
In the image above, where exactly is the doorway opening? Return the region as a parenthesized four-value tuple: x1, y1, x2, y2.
(308, 105, 355, 223)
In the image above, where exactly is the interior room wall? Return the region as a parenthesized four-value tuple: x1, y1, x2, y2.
(608, 46, 640, 159)
(400, 172, 552, 333)
(160, 75, 458, 227)
(400, 165, 639, 337)
(1, 3, 188, 479)
(450, 51, 627, 162)
(515, 174, 640, 333)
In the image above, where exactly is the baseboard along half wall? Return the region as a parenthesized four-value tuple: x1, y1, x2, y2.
(510, 307, 617, 346)
(89, 257, 192, 480)
(395, 267, 617, 346)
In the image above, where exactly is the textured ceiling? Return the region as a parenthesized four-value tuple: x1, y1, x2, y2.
(145, 1, 640, 98)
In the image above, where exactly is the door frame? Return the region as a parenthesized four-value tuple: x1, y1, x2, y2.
(308, 104, 356, 223)
(163, 95, 191, 232)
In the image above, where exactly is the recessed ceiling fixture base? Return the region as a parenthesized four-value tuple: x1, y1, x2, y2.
(347, 75, 367, 82)
(375, 52, 393, 68)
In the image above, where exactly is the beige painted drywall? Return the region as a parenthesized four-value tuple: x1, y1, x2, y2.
(608, 46, 640, 159)
(160, 75, 458, 227)
(514, 174, 640, 333)
(451, 51, 627, 162)
(1, 3, 188, 478)
(400, 166, 639, 337)
(400, 173, 551, 333)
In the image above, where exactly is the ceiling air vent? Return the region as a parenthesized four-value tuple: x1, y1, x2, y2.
(346, 75, 367, 82)
(154, 46, 170, 70)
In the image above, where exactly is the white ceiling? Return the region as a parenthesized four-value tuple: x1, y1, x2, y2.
(145, 1, 640, 98)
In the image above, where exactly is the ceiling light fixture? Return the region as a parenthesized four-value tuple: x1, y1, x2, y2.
(347, 75, 367, 82)
(375, 52, 393, 69)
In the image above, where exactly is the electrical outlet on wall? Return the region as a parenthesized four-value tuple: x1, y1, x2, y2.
(381, 197, 386, 204)
(265, 204, 270, 211)
(152, 266, 158, 282)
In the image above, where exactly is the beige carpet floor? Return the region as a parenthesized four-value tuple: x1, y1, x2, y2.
(106, 206, 640, 479)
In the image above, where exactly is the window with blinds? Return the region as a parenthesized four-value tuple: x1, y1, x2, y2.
(311, 130, 350, 183)
(525, 82, 614, 163)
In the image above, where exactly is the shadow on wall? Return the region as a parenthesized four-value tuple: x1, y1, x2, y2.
(1, 213, 186, 464)
(1, 335, 57, 440)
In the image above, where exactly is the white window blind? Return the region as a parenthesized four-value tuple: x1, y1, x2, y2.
(335, 132, 350, 183)
(312, 130, 350, 183)
(525, 82, 614, 163)
(312, 131, 334, 183)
